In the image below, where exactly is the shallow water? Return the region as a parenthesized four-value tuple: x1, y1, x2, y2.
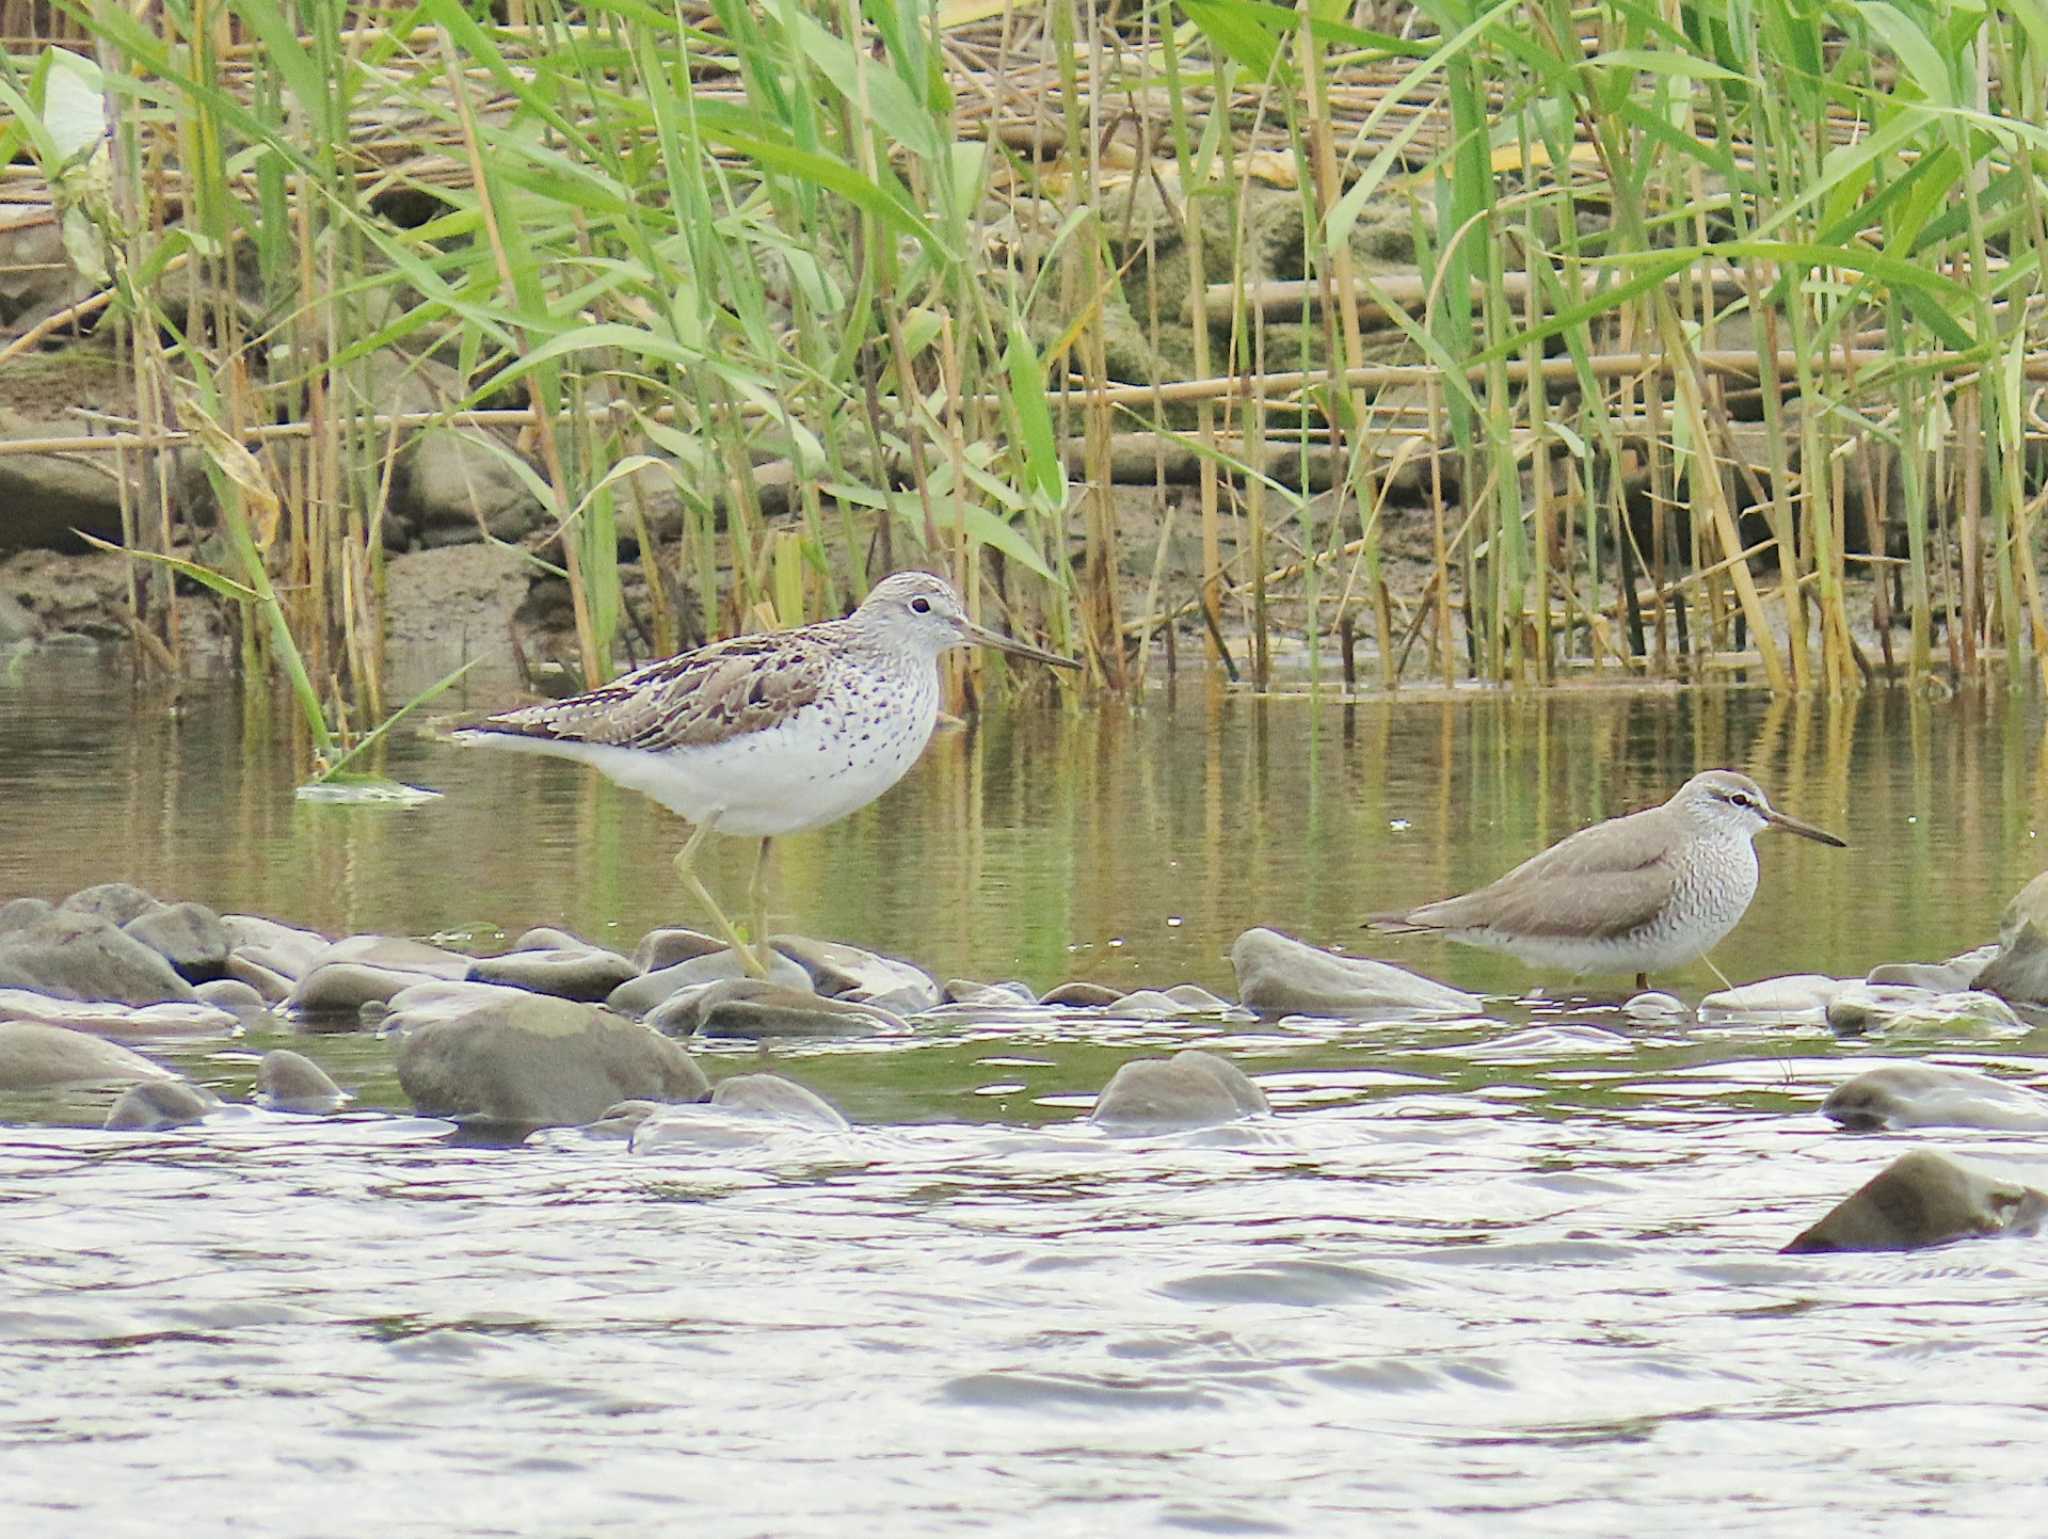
(6, 652, 2048, 1534)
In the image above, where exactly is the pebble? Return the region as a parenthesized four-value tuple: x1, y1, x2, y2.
(1090, 1050, 1270, 1132)
(941, 979, 1038, 1007)
(468, 945, 638, 1001)
(257, 1049, 349, 1113)
(104, 1078, 219, 1131)
(1040, 981, 1125, 1008)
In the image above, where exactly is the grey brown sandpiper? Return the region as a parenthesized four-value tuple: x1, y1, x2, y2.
(1365, 769, 1846, 990)
(454, 572, 1078, 975)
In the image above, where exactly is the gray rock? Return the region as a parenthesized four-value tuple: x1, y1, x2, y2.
(607, 948, 813, 1016)
(709, 1073, 850, 1129)
(287, 961, 447, 1017)
(256, 1049, 349, 1113)
(1109, 984, 1237, 1019)
(1623, 990, 1688, 1021)
(0, 1020, 173, 1089)
(311, 934, 473, 981)
(651, 979, 908, 1039)
(193, 979, 270, 1012)
(1823, 1064, 2048, 1133)
(381, 979, 540, 1036)
(123, 901, 230, 982)
(0, 988, 239, 1041)
(58, 882, 163, 927)
(468, 945, 638, 1001)
(1972, 920, 2048, 1006)
(0, 912, 198, 1005)
(583, 1099, 669, 1138)
(104, 1079, 219, 1131)
(2001, 870, 2048, 945)
(398, 426, 546, 541)
(1090, 1050, 1270, 1132)
(1232, 928, 1481, 1017)
(1826, 984, 2025, 1041)
(220, 916, 328, 976)
(1698, 974, 1847, 1021)
(1868, 947, 1998, 992)
(224, 952, 296, 1004)
(941, 979, 1038, 1007)
(631, 927, 729, 973)
(1784, 1149, 2048, 1254)
(0, 897, 55, 932)
(512, 926, 587, 952)
(395, 993, 709, 1127)
(769, 935, 942, 1009)
(1040, 981, 1125, 1008)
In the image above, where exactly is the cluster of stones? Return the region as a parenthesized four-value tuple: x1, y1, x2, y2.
(12, 878, 2048, 1254)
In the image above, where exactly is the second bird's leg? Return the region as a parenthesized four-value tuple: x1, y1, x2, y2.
(672, 814, 768, 978)
(748, 838, 774, 963)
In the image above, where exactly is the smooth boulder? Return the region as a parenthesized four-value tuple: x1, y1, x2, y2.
(122, 902, 231, 982)
(1698, 974, 1845, 1021)
(1825, 985, 2025, 1040)
(709, 1073, 850, 1129)
(1972, 919, 2048, 1007)
(1822, 1065, 2048, 1132)
(1232, 928, 1480, 1017)
(630, 927, 726, 973)
(0, 988, 239, 1040)
(257, 1049, 349, 1113)
(395, 993, 709, 1127)
(1784, 1149, 2048, 1253)
(468, 945, 638, 1002)
(104, 1079, 219, 1131)
(1089, 1050, 1270, 1132)
(220, 915, 329, 977)
(606, 948, 813, 1016)
(58, 882, 163, 927)
(649, 979, 908, 1039)
(1040, 981, 1125, 1009)
(0, 912, 197, 1005)
(769, 935, 942, 1010)
(0, 1021, 172, 1089)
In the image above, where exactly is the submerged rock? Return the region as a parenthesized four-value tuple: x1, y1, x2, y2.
(1698, 974, 1845, 1021)
(1040, 981, 1125, 1009)
(104, 1078, 219, 1131)
(58, 881, 163, 927)
(256, 1049, 349, 1113)
(1090, 1049, 1270, 1132)
(1623, 990, 1687, 1021)
(0, 911, 197, 1005)
(582, 1099, 668, 1138)
(770, 935, 942, 1010)
(511, 926, 587, 952)
(1784, 1149, 2048, 1254)
(709, 1073, 850, 1129)
(122, 901, 230, 982)
(1231, 928, 1480, 1017)
(1825, 985, 2025, 1041)
(223, 952, 296, 1004)
(0, 988, 239, 1041)
(650, 979, 908, 1039)
(0, 1020, 173, 1089)
(630, 927, 726, 973)
(394, 993, 708, 1127)
(468, 945, 638, 1002)
(941, 979, 1038, 1007)
(1822, 1065, 2048, 1132)
(606, 948, 813, 1016)
(313, 934, 472, 981)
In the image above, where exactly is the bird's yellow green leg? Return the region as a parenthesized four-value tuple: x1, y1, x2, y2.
(672, 815, 768, 978)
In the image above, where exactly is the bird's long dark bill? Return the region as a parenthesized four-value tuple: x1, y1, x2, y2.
(1766, 809, 1846, 847)
(960, 620, 1081, 669)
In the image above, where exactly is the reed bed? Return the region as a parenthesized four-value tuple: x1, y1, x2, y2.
(4, 0, 2048, 747)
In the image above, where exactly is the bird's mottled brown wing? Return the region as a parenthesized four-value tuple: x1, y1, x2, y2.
(463, 632, 833, 753)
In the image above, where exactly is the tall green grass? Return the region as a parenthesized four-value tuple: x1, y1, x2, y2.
(5, 0, 2048, 719)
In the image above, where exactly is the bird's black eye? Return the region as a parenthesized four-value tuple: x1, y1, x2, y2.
(910, 597, 932, 614)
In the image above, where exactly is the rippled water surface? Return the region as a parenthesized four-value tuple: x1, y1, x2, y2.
(6, 652, 2048, 1535)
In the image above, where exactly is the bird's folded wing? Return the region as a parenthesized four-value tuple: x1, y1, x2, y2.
(1403, 863, 1677, 939)
(466, 635, 830, 753)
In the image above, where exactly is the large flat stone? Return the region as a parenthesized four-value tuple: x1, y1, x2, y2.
(1231, 928, 1479, 1017)
(0, 912, 197, 1005)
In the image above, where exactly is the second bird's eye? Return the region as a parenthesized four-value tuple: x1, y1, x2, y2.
(911, 597, 932, 614)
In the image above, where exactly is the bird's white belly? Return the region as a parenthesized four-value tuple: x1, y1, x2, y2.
(468, 694, 940, 838)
